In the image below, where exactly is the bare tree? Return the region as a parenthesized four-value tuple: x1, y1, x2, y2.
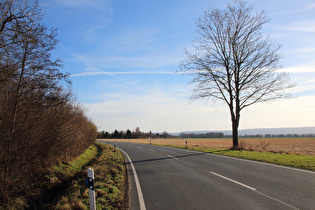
(0, 1, 97, 206)
(0, 0, 65, 192)
(180, 1, 294, 149)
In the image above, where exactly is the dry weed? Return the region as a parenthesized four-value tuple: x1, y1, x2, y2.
(60, 203, 71, 210)
(258, 140, 270, 151)
(71, 201, 86, 210)
(82, 189, 89, 198)
(238, 139, 247, 150)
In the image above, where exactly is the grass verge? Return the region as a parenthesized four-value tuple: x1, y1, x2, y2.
(157, 144, 315, 171)
(28, 143, 126, 209)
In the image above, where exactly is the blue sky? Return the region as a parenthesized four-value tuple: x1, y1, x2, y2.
(40, 0, 315, 133)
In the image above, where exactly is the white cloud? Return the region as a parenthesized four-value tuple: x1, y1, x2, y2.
(289, 84, 315, 96)
(285, 47, 315, 55)
(83, 89, 231, 133)
(304, 3, 315, 10)
(276, 65, 315, 95)
(85, 92, 315, 133)
(241, 95, 315, 129)
(278, 65, 315, 73)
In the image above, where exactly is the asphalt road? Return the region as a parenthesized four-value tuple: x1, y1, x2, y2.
(103, 141, 315, 210)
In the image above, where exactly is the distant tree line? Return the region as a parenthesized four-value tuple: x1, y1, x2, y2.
(237, 134, 315, 138)
(99, 130, 315, 140)
(98, 128, 171, 139)
(0, 1, 97, 206)
(179, 132, 224, 138)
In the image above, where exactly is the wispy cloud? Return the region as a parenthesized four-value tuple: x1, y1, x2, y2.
(65, 51, 182, 70)
(282, 20, 315, 33)
(290, 83, 315, 96)
(71, 71, 175, 77)
(276, 3, 315, 14)
(53, 0, 112, 9)
(285, 47, 315, 55)
(44, 0, 113, 43)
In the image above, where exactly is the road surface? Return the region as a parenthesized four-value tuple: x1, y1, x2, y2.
(102, 141, 315, 210)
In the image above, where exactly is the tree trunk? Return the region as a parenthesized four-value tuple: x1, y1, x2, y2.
(232, 118, 239, 149)
(229, 104, 240, 150)
(2, 45, 28, 192)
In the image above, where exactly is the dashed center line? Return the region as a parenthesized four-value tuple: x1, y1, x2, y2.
(166, 155, 178, 160)
(164, 150, 299, 210)
(209, 171, 257, 191)
(113, 143, 301, 210)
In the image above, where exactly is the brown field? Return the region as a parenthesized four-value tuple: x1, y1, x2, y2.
(106, 138, 315, 156)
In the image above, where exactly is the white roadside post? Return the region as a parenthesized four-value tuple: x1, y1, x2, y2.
(182, 137, 188, 148)
(87, 168, 96, 210)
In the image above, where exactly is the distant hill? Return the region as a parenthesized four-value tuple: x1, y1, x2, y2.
(174, 127, 315, 136)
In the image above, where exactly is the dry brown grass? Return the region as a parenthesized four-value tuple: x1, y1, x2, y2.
(107, 138, 315, 156)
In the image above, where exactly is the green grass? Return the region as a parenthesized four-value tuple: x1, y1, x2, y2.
(157, 144, 315, 171)
(29, 143, 126, 209)
(53, 144, 98, 176)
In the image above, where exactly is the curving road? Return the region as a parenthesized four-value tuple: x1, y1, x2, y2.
(102, 141, 315, 210)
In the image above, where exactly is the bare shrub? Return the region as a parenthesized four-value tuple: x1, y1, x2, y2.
(258, 140, 270, 151)
(238, 139, 247, 150)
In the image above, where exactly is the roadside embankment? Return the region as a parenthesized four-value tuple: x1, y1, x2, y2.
(2, 143, 126, 209)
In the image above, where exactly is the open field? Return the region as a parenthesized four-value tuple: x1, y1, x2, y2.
(106, 138, 315, 156)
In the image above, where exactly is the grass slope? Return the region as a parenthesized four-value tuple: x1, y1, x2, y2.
(27, 143, 126, 209)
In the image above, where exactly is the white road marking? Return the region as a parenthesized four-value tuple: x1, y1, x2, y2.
(159, 145, 315, 175)
(255, 191, 300, 210)
(148, 149, 155, 152)
(119, 148, 146, 210)
(116, 143, 302, 209)
(205, 152, 315, 175)
(163, 148, 300, 209)
(166, 155, 178, 160)
(209, 171, 257, 191)
(209, 172, 299, 209)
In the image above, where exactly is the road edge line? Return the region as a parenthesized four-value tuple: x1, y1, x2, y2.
(120, 148, 146, 210)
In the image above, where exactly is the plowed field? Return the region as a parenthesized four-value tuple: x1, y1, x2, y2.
(107, 138, 315, 156)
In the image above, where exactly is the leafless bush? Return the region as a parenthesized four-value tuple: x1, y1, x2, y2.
(258, 140, 270, 152)
(239, 139, 269, 152)
(238, 139, 247, 150)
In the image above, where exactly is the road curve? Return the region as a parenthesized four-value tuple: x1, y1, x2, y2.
(102, 141, 315, 210)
